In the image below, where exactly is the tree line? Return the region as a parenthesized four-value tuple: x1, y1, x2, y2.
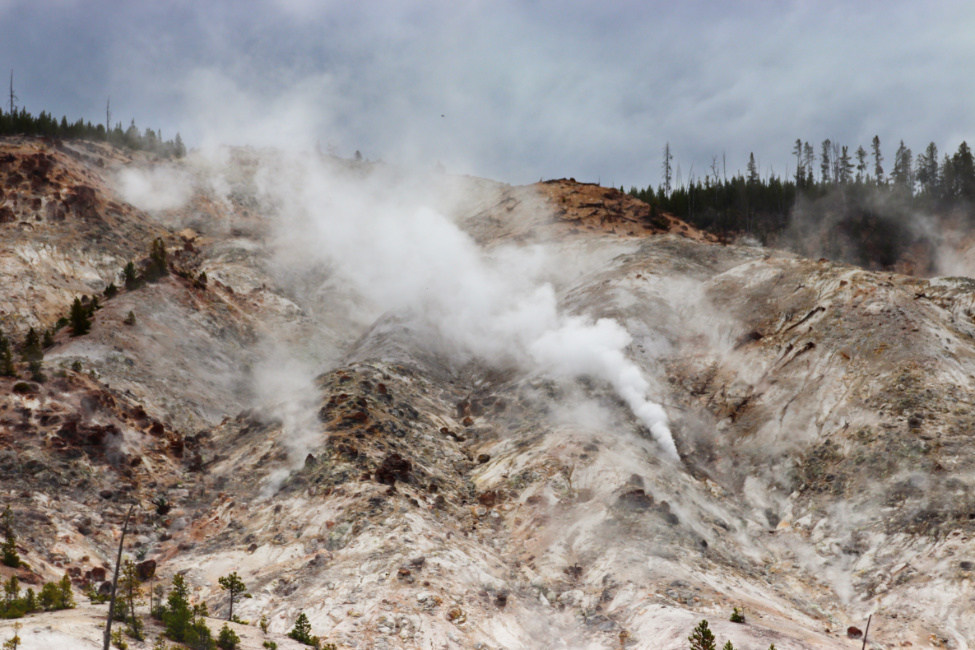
(629, 138, 975, 243)
(0, 106, 185, 158)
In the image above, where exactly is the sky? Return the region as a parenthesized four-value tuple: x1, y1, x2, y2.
(1, 0, 973, 189)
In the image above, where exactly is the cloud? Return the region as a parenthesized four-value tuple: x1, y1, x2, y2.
(3, 2, 973, 188)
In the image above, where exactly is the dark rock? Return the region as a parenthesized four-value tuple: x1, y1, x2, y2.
(847, 626, 862, 639)
(375, 453, 412, 486)
(135, 559, 156, 581)
(961, 561, 973, 570)
(477, 491, 499, 508)
(615, 489, 654, 510)
(99, 490, 114, 500)
(477, 453, 491, 464)
(98, 581, 112, 596)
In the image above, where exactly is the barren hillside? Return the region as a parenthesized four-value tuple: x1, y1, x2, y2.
(2, 136, 975, 649)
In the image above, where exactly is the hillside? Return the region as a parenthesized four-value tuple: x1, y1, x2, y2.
(2, 135, 975, 649)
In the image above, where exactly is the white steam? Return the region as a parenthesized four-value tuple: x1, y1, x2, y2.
(257, 152, 680, 460)
(116, 165, 195, 212)
(118, 149, 680, 463)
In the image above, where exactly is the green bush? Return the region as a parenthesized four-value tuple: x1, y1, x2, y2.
(216, 624, 240, 650)
(730, 607, 745, 623)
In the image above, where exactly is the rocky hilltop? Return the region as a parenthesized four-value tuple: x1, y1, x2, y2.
(2, 136, 975, 649)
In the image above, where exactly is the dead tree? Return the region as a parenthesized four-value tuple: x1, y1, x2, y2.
(103, 505, 135, 650)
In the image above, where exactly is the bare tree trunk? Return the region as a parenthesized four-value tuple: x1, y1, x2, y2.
(103, 505, 134, 650)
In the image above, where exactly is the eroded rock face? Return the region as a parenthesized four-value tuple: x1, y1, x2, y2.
(4, 136, 975, 649)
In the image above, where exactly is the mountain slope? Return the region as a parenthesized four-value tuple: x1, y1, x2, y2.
(2, 136, 975, 649)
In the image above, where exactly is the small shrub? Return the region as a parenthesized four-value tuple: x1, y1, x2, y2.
(722, 642, 736, 650)
(216, 624, 240, 650)
(2, 621, 21, 650)
(71, 360, 83, 372)
(85, 583, 109, 604)
(262, 642, 277, 650)
(730, 606, 745, 623)
(124, 311, 137, 326)
(111, 628, 128, 650)
(11, 383, 33, 394)
(104, 282, 119, 299)
(259, 614, 269, 634)
(86, 296, 101, 316)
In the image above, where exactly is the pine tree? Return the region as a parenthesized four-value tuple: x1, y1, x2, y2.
(22, 328, 41, 364)
(163, 574, 194, 641)
(217, 572, 249, 622)
(871, 135, 884, 184)
(1, 505, 20, 568)
(839, 146, 854, 184)
(792, 139, 804, 186)
(119, 560, 145, 640)
(819, 139, 832, 184)
(892, 140, 913, 189)
(145, 239, 169, 283)
(56, 574, 75, 609)
(688, 619, 716, 650)
(3, 575, 19, 605)
(69, 298, 91, 336)
(287, 612, 314, 644)
(952, 141, 975, 201)
(746, 153, 759, 184)
(855, 146, 868, 183)
(123, 262, 140, 290)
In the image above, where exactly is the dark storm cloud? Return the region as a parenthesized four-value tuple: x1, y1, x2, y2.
(1, 0, 972, 187)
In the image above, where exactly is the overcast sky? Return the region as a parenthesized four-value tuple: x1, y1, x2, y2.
(1, 0, 973, 188)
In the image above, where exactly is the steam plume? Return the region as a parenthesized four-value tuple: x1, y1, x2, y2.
(261, 153, 680, 460)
